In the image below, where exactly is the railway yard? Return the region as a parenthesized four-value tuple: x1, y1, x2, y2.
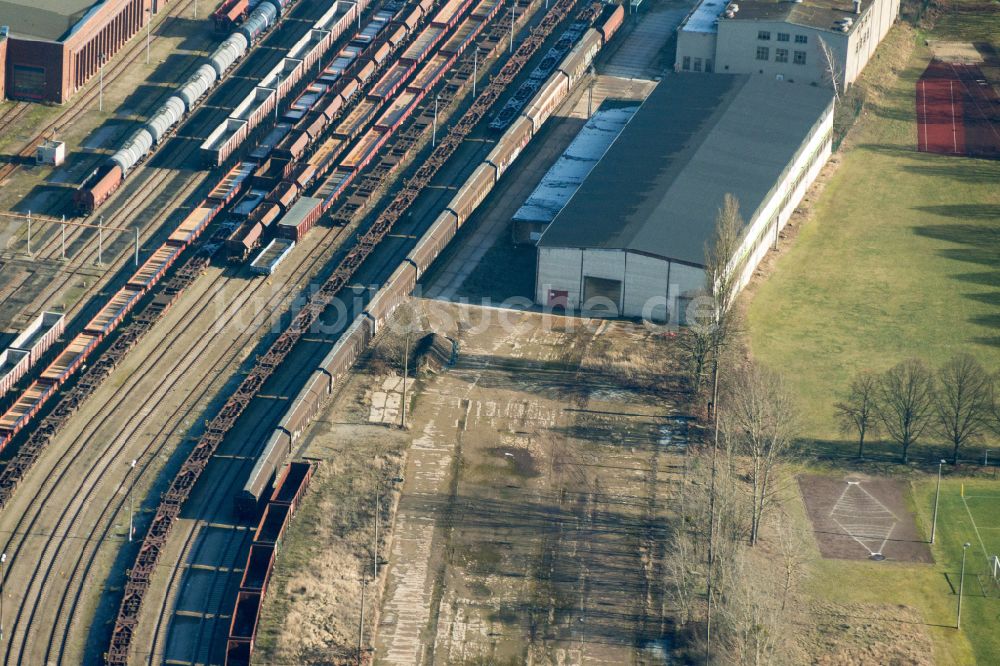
(0, 0, 682, 663)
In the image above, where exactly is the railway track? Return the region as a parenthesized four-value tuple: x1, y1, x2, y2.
(0, 0, 205, 188)
(0, 204, 360, 665)
(0, 1, 323, 326)
(136, 0, 585, 661)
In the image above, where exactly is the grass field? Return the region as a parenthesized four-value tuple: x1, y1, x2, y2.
(914, 477, 1000, 663)
(747, 9, 1000, 448)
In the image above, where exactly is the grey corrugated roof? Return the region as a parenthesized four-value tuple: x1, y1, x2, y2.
(514, 104, 638, 225)
(0, 0, 102, 41)
(537, 74, 833, 266)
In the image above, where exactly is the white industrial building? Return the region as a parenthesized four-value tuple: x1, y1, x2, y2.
(675, 0, 900, 91)
(534, 74, 834, 322)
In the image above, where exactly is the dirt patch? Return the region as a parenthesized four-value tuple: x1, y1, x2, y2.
(485, 445, 541, 478)
(798, 474, 933, 563)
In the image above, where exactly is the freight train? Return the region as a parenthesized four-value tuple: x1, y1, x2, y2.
(73, 0, 310, 215)
(0, 0, 392, 452)
(221, 0, 500, 264)
(227, 461, 313, 666)
(233, 2, 625, 516)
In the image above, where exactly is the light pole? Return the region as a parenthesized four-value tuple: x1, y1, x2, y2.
(432, 94, 439, 147)
(128, 459, 137, 542)
(0, 552, 5, 643)
(958, 542, 970, 629)
(472, 49, 477, 97)
(99, 53, 106, 112)
(146, 9, 151, 65)
(509, 3, 515, 53)
(931, 459, 945, 544)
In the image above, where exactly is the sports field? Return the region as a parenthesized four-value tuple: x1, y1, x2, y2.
(916, 477, 1000, 663)
(916, 60, 1000, 157)
(748, 19, 1000, 450)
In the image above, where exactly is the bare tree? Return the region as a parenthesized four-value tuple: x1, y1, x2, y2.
(663, 525, 700, 626)
(935, 354, 992, 464)
(677, 327, 712, 394)
(773, 518, 807, 613)
(835, 370, 880, 458)
(722, 362, 797, 546)
(816, 36, 842, 101)
(720, 550, 782, 666)
(875, 359, 936, 464)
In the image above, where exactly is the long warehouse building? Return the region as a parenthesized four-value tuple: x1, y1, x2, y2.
(0, 0, 165, 103)
(534, 73, 834, 322)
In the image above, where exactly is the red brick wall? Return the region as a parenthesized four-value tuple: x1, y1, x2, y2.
(2, 0, 153, 103)
(5, 38, 65, 102)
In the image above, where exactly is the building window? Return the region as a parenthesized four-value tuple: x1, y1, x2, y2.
(777, 32, 790, 42)
(705, 58, 714, 73)
(775, 48, 789, 63)
(756, 46, 769, 60)
(758, 30, 771, 40)
(693, 57, 702, 72)
(793, 50, 807, 65)
(682, 56, 691, 70)
(795, 34, 808, 44)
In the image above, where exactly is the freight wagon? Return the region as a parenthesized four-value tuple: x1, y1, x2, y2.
(0, 349, 29, 397)
(276, 196, 324, 241)
(8, 311, 65, 367)
(250, 238, 295, 275)
(236, 431, 289, 517)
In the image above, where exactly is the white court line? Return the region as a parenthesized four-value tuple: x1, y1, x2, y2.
(950, 80, 958, 153)
(962, 494, 990, 558)
(920, 80, 928, 150)
(829, 481, 898, 556)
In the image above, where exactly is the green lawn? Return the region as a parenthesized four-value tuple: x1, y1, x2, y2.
(914, 478, 1000, 664)
(748, 19, 1000, 445)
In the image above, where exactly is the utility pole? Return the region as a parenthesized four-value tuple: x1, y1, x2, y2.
(61, 216, 66, 260)
(510, 3, 515, 53)
(99, 54, 106, 112)
(146, 9, 151, 64)
(26, 210, 31, 256)
(958, 542, 970, 629)
(128, 459, 137, 542)
(931, 459, 945, 544)
(400, 332, 409, 428)
(473, 49, 477, 97)
(0, 552, 5, 643)
(432, 95, 439, 147)
(98, 216, 104, 265)
(357, 574, 366, 665)
(134, 228, 139, 266)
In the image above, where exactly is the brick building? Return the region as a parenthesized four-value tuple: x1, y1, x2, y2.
(0, 0, 163, 103)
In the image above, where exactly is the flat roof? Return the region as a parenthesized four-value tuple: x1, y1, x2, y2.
(537, 74, 834, 266)
(682, 0, 874, 34)
(0, 0, 104, 42)
(514, 104, 638, 225)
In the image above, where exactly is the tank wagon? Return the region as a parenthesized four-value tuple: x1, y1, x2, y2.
(74, 0, 308, 215)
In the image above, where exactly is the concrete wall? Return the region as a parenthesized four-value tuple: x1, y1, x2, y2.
(536, 247, 705, 322)
(714, 20, 841, 88)
(675, 30, 716, 72)
(677, 0, 900, 91)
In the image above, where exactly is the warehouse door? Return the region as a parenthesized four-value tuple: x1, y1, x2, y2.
(583, 276, 621, 315)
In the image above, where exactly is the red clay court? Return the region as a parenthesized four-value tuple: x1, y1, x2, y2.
(916, 59, 1000, 157)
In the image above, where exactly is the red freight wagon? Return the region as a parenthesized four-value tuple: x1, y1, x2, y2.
(369, 62, 413, 101)
(39, 332, 99, 385)
(167, 205, 217, 247)
(375, 90, 419, 131)
(254, 503, 291, 545)
(266, 180, 300, 212)
(446, 163, 496, 226)
(239, 543, 276, 593)
(276, 196, 323, 241)
(84, 286, 143, 337)
(409, 53, 453, 93)
(128, 243, 182, 291)
(340, 128, 387, 171)
(269, 461, 313, 509)
(0, 380, 55, 442)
